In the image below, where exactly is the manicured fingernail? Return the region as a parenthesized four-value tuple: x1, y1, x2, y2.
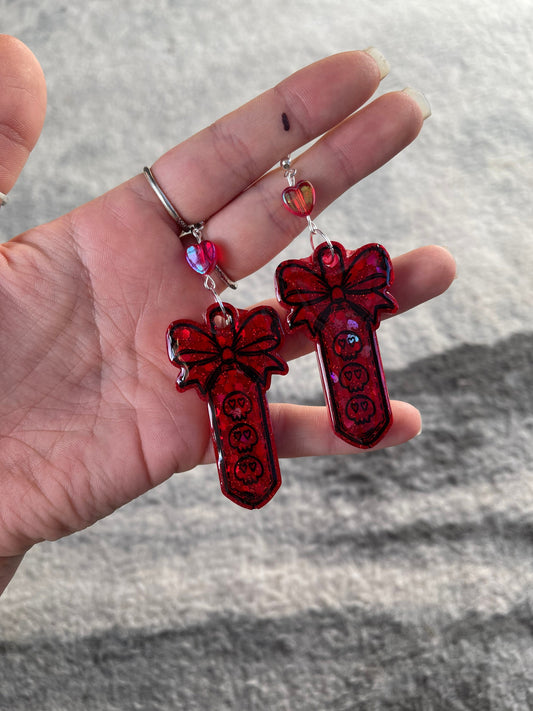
(402, 87, 432, 120)
(363, 47, 390, 80)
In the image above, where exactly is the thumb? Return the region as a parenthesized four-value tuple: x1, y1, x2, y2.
(0, 35, 47, 198)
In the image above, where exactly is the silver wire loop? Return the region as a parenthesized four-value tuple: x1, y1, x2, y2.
(0, 192, 8, 208)
(142, 166, 237, 290)
(204, 275, 232, 325)
(307, 217, 335, 256)
(280, 156, 296, 187)
(191, 224, 205, 243)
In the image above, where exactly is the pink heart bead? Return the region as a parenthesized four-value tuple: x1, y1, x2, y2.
(186, 241, 217, 275)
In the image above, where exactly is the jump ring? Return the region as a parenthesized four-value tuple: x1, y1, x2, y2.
(308, 219, 335, 257)
(204, 276, 232, 325)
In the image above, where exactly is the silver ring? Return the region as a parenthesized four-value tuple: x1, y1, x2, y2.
(0, 192, 8, 208)
(142, 166, 237, 290)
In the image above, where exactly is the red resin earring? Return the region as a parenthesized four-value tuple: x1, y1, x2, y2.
(167, 302, 288, 509)
(275, 156, 397, 448)
(142, 166, 289, 509)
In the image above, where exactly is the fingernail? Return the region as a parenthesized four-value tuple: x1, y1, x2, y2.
(363, 47, 390, 80)
(402, 87, 432, 120)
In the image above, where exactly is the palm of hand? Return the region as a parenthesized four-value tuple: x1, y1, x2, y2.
(0, 191, 218, 552)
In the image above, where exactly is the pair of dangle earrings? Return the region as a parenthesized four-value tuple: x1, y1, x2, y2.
(162, 155, 397, 510)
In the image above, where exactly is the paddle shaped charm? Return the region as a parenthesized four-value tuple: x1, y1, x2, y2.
(276, 241, 397, 448)
(167, 303, 288, 509)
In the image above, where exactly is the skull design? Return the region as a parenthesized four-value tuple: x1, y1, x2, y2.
(333, 330, 362, 360)
(223, 391, 253, 421)
(234, 455, 264, 484)
(339, 363, 369, 393)
(229, 423, 258, 453)
(346, 395, 376, 424)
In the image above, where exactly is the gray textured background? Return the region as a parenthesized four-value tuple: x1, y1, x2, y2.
(1, 1, 532, 709)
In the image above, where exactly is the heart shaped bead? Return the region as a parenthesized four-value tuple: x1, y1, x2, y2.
(282, 180, 315, 217)
(186, 240, 217, 275)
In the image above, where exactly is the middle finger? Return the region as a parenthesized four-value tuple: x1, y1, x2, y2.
(142, 49, 386, 224)
(207, 89, 426, 280)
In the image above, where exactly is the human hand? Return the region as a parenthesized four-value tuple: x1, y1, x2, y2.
(0, 38, 455, 593)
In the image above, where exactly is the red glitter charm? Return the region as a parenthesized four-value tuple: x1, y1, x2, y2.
(275, 241, 397, 448)
(167, 303, 288, 509)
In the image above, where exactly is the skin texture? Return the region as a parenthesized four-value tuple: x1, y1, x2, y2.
(0, 36, 455, 594)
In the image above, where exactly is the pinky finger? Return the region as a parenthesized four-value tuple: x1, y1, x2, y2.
(270, 400, 421, 458)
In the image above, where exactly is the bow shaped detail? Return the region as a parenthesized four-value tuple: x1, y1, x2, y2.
(167, 303, 288, 397)
(276, 241, 397, 335)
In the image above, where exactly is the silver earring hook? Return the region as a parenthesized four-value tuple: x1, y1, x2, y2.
(281, 156, 335, 258)
(143, 166, 237, 290)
